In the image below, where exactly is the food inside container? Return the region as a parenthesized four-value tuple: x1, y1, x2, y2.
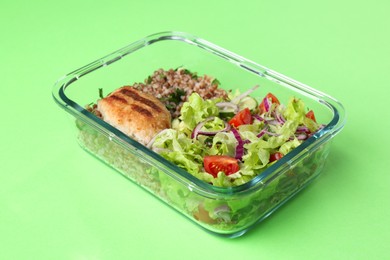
(53, 32, 345, 237)
(87, 67, 325, 187)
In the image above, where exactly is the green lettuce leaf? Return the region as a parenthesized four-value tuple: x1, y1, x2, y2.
(283, 97, 306, 123)
(151, 129, 203, 175)
(204, 132, 237, 157)
(179, 93, 220, 130)
(279, 138, 301, 155)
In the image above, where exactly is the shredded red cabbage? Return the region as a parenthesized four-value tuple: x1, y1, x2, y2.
(231, 127, 244, 161)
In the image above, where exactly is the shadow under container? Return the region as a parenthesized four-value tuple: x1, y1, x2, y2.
(52, 32, 346, 238)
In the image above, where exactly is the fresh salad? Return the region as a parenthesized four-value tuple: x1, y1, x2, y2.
(148, 85, 323, 187)
(77, 68, 328, 232)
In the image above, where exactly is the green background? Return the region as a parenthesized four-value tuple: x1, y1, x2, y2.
(1, 0, 389, 259)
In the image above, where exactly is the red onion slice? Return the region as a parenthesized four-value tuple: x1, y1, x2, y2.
(191, 117, 214, 139)
(265, 119, 281, 125)
(296, 133, 308, 140)
(265, 131, 280, 136)
(257, 127, 280, 137)
(214, 205, 232, 222)
(216, 102, 239, 113)
(253, 114, 264, 122)
(257, 127, 267, 138)
(263, 97, 271, 112)
(191, 117, 231, 139)
(231, 85, 259, 104)
(296, 125, 310, 133)
(198, 124, 231, 136)
(274, 111, 286, 124)
(146, 128, 172, 149)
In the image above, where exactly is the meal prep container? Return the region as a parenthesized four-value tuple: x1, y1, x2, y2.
(52, 31, 345, 237)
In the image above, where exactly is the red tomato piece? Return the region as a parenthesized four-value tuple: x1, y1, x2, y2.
(269, 152, 284, 163)
(259, 93, 280, 113)
(203, 155, 240, 177)
(306, 110, 317, 122)
(228, 108, 253, 127)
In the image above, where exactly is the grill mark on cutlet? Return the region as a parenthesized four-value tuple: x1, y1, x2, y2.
(120, 88, 162, 112)
(130, 104, 153, 117)
(108, 95, 128, 104)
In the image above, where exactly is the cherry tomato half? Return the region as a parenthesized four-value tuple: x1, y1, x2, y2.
(269, 152, 284, 163)
(203, 155, 240, 177)
(228, 108, 253, 127)
(306, 110, 317, 122)
(259, 93, 280, 113)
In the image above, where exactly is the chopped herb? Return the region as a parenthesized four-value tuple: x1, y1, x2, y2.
(167, 88, 186, 104)
(99, 88, 104, 99)
(165, 103, 176, 111)
(183, 69, 192, 75)
(211, 78, 221, 86)
(173, 67, 198, 78)
(180, 68, 198, 79)
(146, 76, 152, 84)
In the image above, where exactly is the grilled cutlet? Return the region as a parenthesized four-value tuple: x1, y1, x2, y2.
(97, 86, 171, 145)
